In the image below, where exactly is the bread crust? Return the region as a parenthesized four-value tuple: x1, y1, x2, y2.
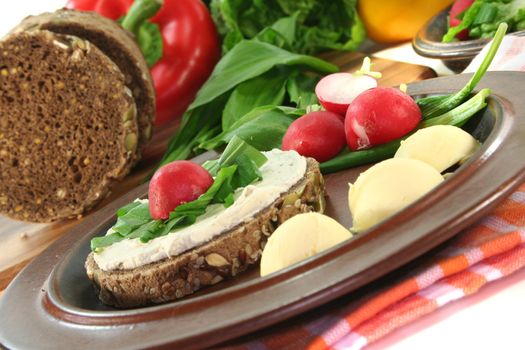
(12, 9, 156, 164)
(85, 158, 325, 308)
(0, 30, 138, 222)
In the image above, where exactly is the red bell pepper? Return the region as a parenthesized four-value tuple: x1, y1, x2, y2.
(66, 0, 220, 126)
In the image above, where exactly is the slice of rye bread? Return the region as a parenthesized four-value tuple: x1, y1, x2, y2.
(0, 30, 139, 222)
(12, 9, 156, 164)
(85, 158, 325, 308)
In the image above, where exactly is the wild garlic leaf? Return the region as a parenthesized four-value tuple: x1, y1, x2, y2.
(94, 137, 268, 250)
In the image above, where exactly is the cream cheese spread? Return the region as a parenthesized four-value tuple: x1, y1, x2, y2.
(94, 149, 307, 271)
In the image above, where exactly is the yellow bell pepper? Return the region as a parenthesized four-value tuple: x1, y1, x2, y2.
(358, 0, 454, 43)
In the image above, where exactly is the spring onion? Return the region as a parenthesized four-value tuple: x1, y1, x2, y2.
(417, 22, 507, 119)
(321, 88, 492, 174)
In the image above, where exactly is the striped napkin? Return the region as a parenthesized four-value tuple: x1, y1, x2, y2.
(232, 183, 525, 350)
(229, 42, 525, 349)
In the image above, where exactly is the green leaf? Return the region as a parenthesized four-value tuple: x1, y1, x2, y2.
(211, 176, 237, 204)
(221, 68, 289, 130)
(217, 134, 268, 168)
(254, 13, 300, 50)
(224, 193, 235, 207)
(421, 22, 507, 118)
(210, 0, 366, 55)
(276, 0, 317, 21)
(130, 220, 162, 241)
(157, 216, 187, 236)
(286, 72, 319, 108)
(189, 40, 338, 111)
(199, 106, 298, 152)
(222, 30, 245, 53)
(260, 13, 299, 47)
(473, 3, 499, 25)
(197, 105, 277, 151)
(116, 201, 141, 217)
(112, 202, 151, 236)
(210, 0, 244, 52)
(155, 94, 230, 171)
(139, 218, 183, 243)
(254, 27, 291, 50)
(172, 165, 238, 218)
(91, 232, 125, 251)
(230, 154, 264, 188)
(211, 166, 238, 203)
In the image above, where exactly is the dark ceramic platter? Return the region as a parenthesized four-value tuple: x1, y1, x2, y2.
(2, 72, 525, 350)
(413, 7, 525, 72)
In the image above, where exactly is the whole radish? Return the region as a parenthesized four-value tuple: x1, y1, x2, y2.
(345, 87, 421, 151)
(149, 161, 213, 220)
(282, 111, 346, 162)
(315, 73, 378, 116)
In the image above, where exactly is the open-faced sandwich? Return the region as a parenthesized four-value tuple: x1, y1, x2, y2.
(86, 137, 325, 308)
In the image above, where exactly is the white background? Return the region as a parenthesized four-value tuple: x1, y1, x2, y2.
(1, 2, 524, 349)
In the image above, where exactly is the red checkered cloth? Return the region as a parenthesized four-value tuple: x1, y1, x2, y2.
(232, 183, 525, 349)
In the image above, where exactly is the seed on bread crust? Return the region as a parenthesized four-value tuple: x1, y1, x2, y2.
(205, 253, 230, 267)
(85, 158, 324, 308)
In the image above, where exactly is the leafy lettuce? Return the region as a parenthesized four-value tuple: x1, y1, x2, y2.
(443, 0, 525, 42)
(210, 0, 366, 54)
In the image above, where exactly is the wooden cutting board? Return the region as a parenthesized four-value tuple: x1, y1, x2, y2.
(0, 53, 436, 295)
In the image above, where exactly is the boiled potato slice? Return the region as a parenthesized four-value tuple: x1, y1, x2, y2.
(348, 158, 444, 232)
(260, 213, 352, 276)
(395, 125, 479, 172)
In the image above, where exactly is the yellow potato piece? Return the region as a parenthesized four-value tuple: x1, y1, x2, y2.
(348, 158, 444, 232)
(260, 213, 352, 276)
(395, 125, 479, 173)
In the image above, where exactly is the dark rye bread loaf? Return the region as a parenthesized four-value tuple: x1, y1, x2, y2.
(0, 30, 139, 222)
(85, 158, 325, 308)
(12, 9, 156, 163)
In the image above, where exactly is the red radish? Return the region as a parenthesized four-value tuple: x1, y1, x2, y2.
(345, 87, 421, 151)
(149, 161, 213, 220)
(450, 0, 475, 40)
(282, 111, 346, 162)
(315, 73, 377, 116)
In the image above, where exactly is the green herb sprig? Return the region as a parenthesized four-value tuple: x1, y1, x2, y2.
(419, 22, 507, 119)
(91, 136, 267, 252)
